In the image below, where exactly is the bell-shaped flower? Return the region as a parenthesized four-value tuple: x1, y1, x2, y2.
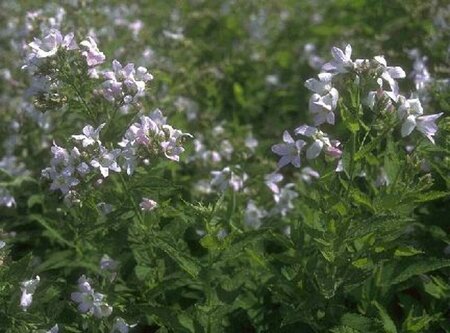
(322, 44, 354, 74)
(304, 73, 334, 95)
(264, 172, 283, 194)
(90, 147, 122, 177)
(374, 55, 405, 102)
(295, 125, 342, 160)
(72, 123, 105, 147)
(244, 200, 267, 229)
(401, 112, 444, 144)
(111, 317, 137, 333)
(20, 275, 40, 311)
(271, 131, 306, 168)
(139, 198, 158, 211)
(28, 30, 77, 59)
(71, 275, 112, 318)
(80, 36, 105, 67)
(309, 89, 339, 125)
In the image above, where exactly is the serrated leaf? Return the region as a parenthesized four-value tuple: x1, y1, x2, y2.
(413, 191, 449, 203)
(381, 258, 450, 286)
(340, 313, 381, 332)
(153, 237, 200, 278)
(373, 301, 397, 333)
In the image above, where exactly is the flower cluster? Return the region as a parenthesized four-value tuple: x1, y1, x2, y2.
(101, 59, 153, 105)
(41, 123, 120, 195)
(272, 44, 444, 174)
(26, 29, 77, 62)
(70, 275, 112, 318)
(42, 108, 191, 196)
(210, 166, 247, 192)
(119, 109, 192, 175)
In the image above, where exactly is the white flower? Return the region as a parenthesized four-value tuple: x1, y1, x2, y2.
(374, 55, 406, 102)
(80, 36, 105, 67)
(211, 167, 247, 192)
(139, 198, 158, 211)
(101, 59, 153, 104)
(264, 172, 283, 194)
(299, 167, 320, 183)
(271, 131, 306, 168)
(244, 201, 267, 229)
(111, 317, 137, 333)
(294, 125, 342, 160)
(100, 254, 119, 271)
(308, 89, 339, 125)
(401, 113, 444, 144)
(90, 147, 122, 177)
(322, 44, 354, 74)
(46, 324, 59, 333)
(304, 73, 334, 95)
(72, 123, 105, 147)
(0, 188, 16, 208)
(47, 168, 79, 195)
(244, 133, 258, 152)
(271, 184, 298, 217)
(71, 275, 112, 318)
(398, 98, 423, 119)
(28, 29, 77, 59)
(20, 275, 40, 311)
(305, 73, 339, 125)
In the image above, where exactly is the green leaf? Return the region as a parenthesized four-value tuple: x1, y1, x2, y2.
(135, 265, 152, 281)
(28, 214, 75, 248)
(153, 237, 200, 278)
(373, 301, 397, 333)
(340, 313, 381, 332)
(340, 103, 360, 133)
(394, 246, 423, 257)
(412, 191, 449, 203)
(381, 258, 450, 286)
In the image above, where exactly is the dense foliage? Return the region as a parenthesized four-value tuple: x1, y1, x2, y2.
(0, 1, 449, 332)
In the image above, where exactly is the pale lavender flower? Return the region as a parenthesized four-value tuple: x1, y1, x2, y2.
(46, 324, 59, 333)
(408, 49, 431, 91)
(299, 167, 320, 183)
(271, 131, 306, 168)
(272, 184, 298, 217)
(71, 275, 112, 318)
(211, 166, 247, 192)
(111, 317, 137, 333)
(244, 200, 267, 229)
(101, 59, 153, 104)
(90, 147, 122, 177)
(80, 36, 105, 67)
(264, 172, 283, 194)
(20, 275, 40, 311)
(398, 98, 423, 119)
(72, 123, 105, 147)
(0, 188, 16, 208)
(46, 168, 79, 195)
(375, 168, 390, 187)
(305, 73, 339, 125)
(402, 113, 444, 144)
(28, 29, 77, 59)
(295, 125, 342, 160)
(139, 198, 158, 211)
(374, 55, 405, 102)
(100, 254, 119, 271)
(308, 90, 339, 125)
(244, 133, 258, 152)
(322, 44, 354, 74)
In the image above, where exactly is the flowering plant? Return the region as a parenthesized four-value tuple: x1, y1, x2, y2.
(0, 1, 449, 332)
